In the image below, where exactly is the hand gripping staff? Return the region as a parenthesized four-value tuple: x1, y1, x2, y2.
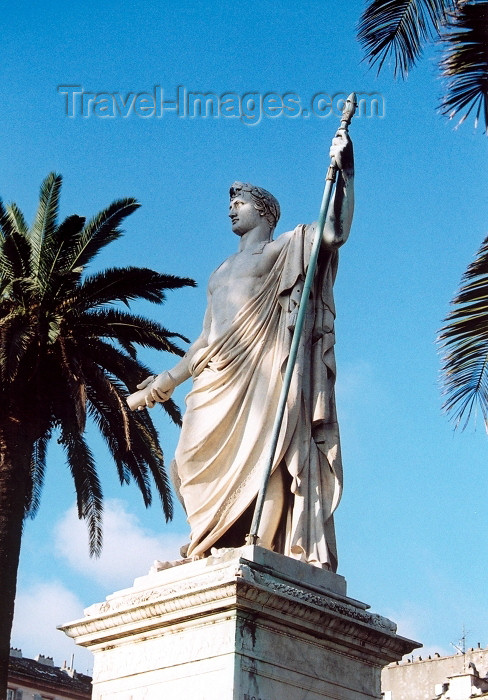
(246, 92, 357, 546)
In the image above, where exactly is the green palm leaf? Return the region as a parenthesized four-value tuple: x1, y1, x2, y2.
(358, 0, 454, 77)
(83, 363, 136, 475)
(81, 336, 149, 389)
(75, 308, 190, 355)
(0, 200, 15, 240)
(66, 198, 140, 273)
(25, 432, 51, 518)
(40, 214, 86, 301)
(73, 267, 196, 310)
(440, 2, 488, 130)
(59, 424, 104, 556)
(0, 201, 18, 286)
(81, 337, 183, 427)
(29, 173, 62, 284)
(0, 311, 38, 382)
(439, 231, 488, 427)
(0, 208, 32, 283)
(6, 203, 28, 236)
(84, 368, 161, 511)
(127, 409, 173, 519)
(56, 338, 87, 433)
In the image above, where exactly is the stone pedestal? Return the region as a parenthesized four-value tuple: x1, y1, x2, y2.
(60, 546, 419, 699)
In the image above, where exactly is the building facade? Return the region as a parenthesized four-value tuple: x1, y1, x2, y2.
(382, 647, 488, 700)
(8, 649, 91, 700)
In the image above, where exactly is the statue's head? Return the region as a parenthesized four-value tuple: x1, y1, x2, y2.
(229, 182, 280, 231)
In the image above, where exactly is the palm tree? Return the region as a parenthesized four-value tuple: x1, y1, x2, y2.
(439, 235, 488, 427)
(358, 0, 488, 130)
(0, 173, 195, 693)
(358, 1, 488, 425)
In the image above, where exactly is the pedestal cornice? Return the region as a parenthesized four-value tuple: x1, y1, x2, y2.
(61, 545, 417, 668)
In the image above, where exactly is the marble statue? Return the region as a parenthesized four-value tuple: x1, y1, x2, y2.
(128, 131, 354, 571)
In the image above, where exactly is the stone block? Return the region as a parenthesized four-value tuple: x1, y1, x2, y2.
(60, 546, 419, 699)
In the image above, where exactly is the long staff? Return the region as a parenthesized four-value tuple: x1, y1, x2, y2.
(246, 93, 357, 546)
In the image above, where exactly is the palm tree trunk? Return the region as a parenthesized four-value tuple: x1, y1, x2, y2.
(0, 419, 33, 699)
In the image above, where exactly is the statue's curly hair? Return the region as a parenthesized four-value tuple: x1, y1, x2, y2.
(229, 182, 280, 229)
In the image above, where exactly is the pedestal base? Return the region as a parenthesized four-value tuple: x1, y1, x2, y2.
(60, 546, 419, 699)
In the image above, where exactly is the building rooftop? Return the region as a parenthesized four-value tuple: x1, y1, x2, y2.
(9, 650, 92, 699)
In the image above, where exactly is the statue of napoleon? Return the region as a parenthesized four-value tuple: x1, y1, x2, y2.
(129, 131, 353, 572)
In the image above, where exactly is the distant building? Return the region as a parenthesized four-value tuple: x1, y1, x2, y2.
(382, 646, 488, 700)
(8, 649, 91, 700)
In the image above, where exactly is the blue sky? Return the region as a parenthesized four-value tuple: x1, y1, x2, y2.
(4, 0, 488, 674)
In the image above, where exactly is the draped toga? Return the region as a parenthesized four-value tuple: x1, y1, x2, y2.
(172, 223, 343, 571)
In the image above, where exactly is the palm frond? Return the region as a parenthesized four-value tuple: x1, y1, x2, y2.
(439, 1, 488, 131)
(56, 338, 87, 434)
(29, 173, 62, 283)
(85, 368, 156, 508)
(6, 203, 28, 236)
(116, 335, 137, 360)
(0, 202, 16, 288)
(0, 311, 38, 382)
(158, 396, 183, 426)
(128, 408, 173, 520)
(81, 336, 150, 388)
(82, 345, 174, 519)
(66, 199, 140, 273)
(0, 200, 15, 240)
(59, 424, 103, 557)
(39, 214, 86, 301)
(72, 267, 196, 310)
(73, 308, 190, 355)
(83, 362, 132, 456)
(358, 0, 455, 77)
(0, 214, 32, 283)
(80, 337, 183, 426)
(25, 431, 51, 518)
(439, 231, 488, 428)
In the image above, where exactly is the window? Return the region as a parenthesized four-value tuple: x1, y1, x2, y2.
(7, 690, 23, 700)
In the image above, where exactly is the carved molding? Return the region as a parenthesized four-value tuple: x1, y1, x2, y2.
(61, 554, 415, 666)
(238, 564, 396, 632)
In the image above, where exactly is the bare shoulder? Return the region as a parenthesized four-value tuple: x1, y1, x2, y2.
(265, 229, 294, 256)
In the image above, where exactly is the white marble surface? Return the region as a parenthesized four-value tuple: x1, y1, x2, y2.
(60, 546, 419, 699)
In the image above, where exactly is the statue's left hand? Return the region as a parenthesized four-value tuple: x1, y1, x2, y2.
(330, 129, 354, 180)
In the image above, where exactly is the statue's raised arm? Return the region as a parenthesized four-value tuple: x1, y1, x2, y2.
(322, 128, 354, 248)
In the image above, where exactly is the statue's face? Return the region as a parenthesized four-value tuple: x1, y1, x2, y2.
(229, 193, 262, 236)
